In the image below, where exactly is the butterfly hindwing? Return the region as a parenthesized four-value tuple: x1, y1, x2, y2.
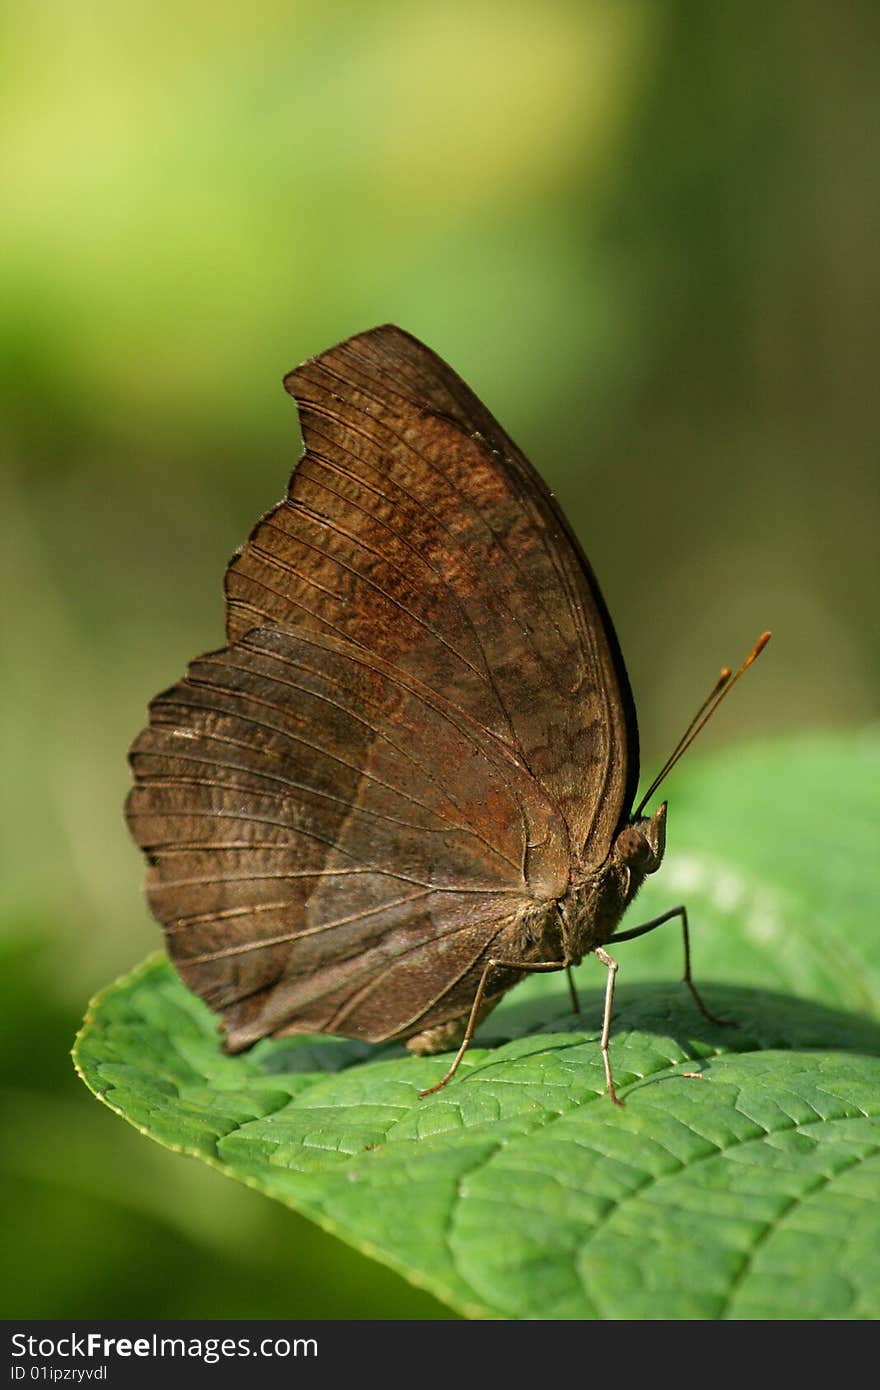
(127, 624, 569, 1048)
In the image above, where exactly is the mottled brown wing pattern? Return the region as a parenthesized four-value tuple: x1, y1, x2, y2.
(127, 326, 638, 1051)
(127, 624, 569, 1049)
(226, 325, 637, 865)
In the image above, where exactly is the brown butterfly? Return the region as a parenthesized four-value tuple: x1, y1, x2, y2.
(127, 326, 768, 1103)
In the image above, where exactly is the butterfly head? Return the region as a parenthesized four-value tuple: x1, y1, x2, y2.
(614, 801, 667, 879)
(560, 802, 668, 954)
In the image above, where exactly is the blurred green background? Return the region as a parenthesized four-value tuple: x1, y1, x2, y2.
(2, 0, 877, 1318)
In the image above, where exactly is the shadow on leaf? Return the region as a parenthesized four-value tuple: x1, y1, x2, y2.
(251, 977, 880, 1084)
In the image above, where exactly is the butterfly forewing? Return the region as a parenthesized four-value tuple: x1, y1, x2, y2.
(127, 326, 639, 1051)
(227, 326, 638, 863)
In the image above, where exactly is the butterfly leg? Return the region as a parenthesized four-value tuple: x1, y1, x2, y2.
(594, 946, 624, 1106)
(565, 964, 581, 1015)
(418, 958, 569, 1099)
(608, 904, 733, 1026)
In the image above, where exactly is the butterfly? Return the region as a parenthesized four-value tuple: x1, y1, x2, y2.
(127, 325, 768, 1103)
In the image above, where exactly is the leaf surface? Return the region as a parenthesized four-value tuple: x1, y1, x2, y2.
(74, 731, 880, 1319)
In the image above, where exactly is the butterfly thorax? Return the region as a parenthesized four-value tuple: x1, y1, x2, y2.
(556, 802, 667, 962)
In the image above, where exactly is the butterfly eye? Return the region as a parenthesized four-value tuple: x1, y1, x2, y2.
(614, 826, 652, 868)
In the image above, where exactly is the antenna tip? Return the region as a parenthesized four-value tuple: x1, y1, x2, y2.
(740, 631, 771, 671)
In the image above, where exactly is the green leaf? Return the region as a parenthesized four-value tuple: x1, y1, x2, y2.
(74, 731, 880, 1319)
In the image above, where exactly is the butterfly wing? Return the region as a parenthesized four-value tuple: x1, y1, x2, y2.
(227, 324, 639, 862)
(127, 326, 638, 1048)
(128, 624, 567, 1048)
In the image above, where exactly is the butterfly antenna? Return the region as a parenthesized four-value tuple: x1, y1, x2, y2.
(634, 666, 733, 814)
(634, 632, 771, 818)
